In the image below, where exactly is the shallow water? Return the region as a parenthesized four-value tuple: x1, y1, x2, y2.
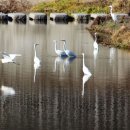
(0, 19, 130, 130)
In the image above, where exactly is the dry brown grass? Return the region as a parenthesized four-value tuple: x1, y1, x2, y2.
(0, 0, 32, 13)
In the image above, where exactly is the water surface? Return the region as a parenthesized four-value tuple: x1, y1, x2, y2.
(0, 19, 130, 130)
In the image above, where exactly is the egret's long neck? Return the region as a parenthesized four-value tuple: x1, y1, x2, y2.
(63, 41, 67, 51)
(82, 54, 85, 67)
(34, 45, 37, 57)
(110, 7, 113, 15)
(54, 41, 57, 52)
(95, 34, 97, 42)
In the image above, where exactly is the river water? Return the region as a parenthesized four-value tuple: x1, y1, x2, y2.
(0, 19, 130, 130)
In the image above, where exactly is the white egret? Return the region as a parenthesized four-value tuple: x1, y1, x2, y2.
(93, 32, 98, 50)
(34, 43, 40, 82)
(1, 52, 21, 60)
(109, 5, 118, 22)
(82, 53, 92, 76)
(61, 40, 76, 57)
(82, 74, 91, 97)
(1, 85, 15, 96)
(53, 40, 67, 57)
(34, 43, 40, 66)
(109, 5, 128, 23)
(1, 56, 19, 64)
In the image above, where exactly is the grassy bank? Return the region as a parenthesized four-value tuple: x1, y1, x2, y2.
(31, 0, 109, 14)
(90, 20, 130, 49)
(31, 0, 130, 14)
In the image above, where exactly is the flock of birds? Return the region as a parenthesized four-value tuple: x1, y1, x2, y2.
(0, 34, 98, 97)
(0, 5, 120, 96)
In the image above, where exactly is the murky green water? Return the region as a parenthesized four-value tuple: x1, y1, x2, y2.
(0, 19, 130, 130)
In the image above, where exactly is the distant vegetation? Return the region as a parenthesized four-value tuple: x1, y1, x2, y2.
(0, 0, 31, 13)
(0, 0, 130, 14)
(31, 0, 130, 14)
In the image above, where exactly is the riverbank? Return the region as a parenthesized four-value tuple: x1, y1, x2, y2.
(1, 0, 130, 49)
(89, 17, 130, 49)
(31, 0, 130, 49)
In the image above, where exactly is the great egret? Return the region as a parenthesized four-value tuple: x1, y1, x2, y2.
(53, 40, 67, 57)
(109, 5, 118, 22)
(0, 52, 21, 60)
(34, 43, 40, 82)
(82, 74, 91, 97)
(109, 5, 127, 23)
(1, 56, 19, 64)
(34, 43, 40, 66)
(61, 40, 76, 57)
(82, 53, 92, 76)
(1, 85, 15, 96)
(93, 32, 98, 50)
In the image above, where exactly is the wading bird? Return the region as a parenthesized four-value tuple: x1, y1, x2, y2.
(61, 40, 76, 57)
(34, 43, 40, 82)
(0, 52, 21, 60)
(53, 40, 67, 57)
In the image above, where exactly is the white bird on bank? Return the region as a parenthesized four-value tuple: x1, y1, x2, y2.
(109, 5, 118, 22)
(109, 5, 128, 23)
(93, 32, 98, 50)
(82, 53, 92, 76)
(53, 40, 67, 57)
(1, 85, 15, 96)
(61, 40, 76, 58)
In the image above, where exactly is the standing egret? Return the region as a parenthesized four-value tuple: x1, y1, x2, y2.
(82, 53, 92, 76)
(109, 5, 118, 22)
(53, 40, 67, 57)
(61, 40, 76, 57)
(109, 5, 127, 23)
(93, 32, 98, 50)
(0, 52, 21, 60)
(34, 43, 40, 82)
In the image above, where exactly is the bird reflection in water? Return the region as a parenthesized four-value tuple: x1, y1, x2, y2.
(63, 56, 76, 72)
(53, 56, 66, 72)
(0, 85, 15, 96)
(109, 47, 116, 64)
(82, 53, 92, 96)
(93, 48, 98, 61)
(82, 74, 91, 97)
